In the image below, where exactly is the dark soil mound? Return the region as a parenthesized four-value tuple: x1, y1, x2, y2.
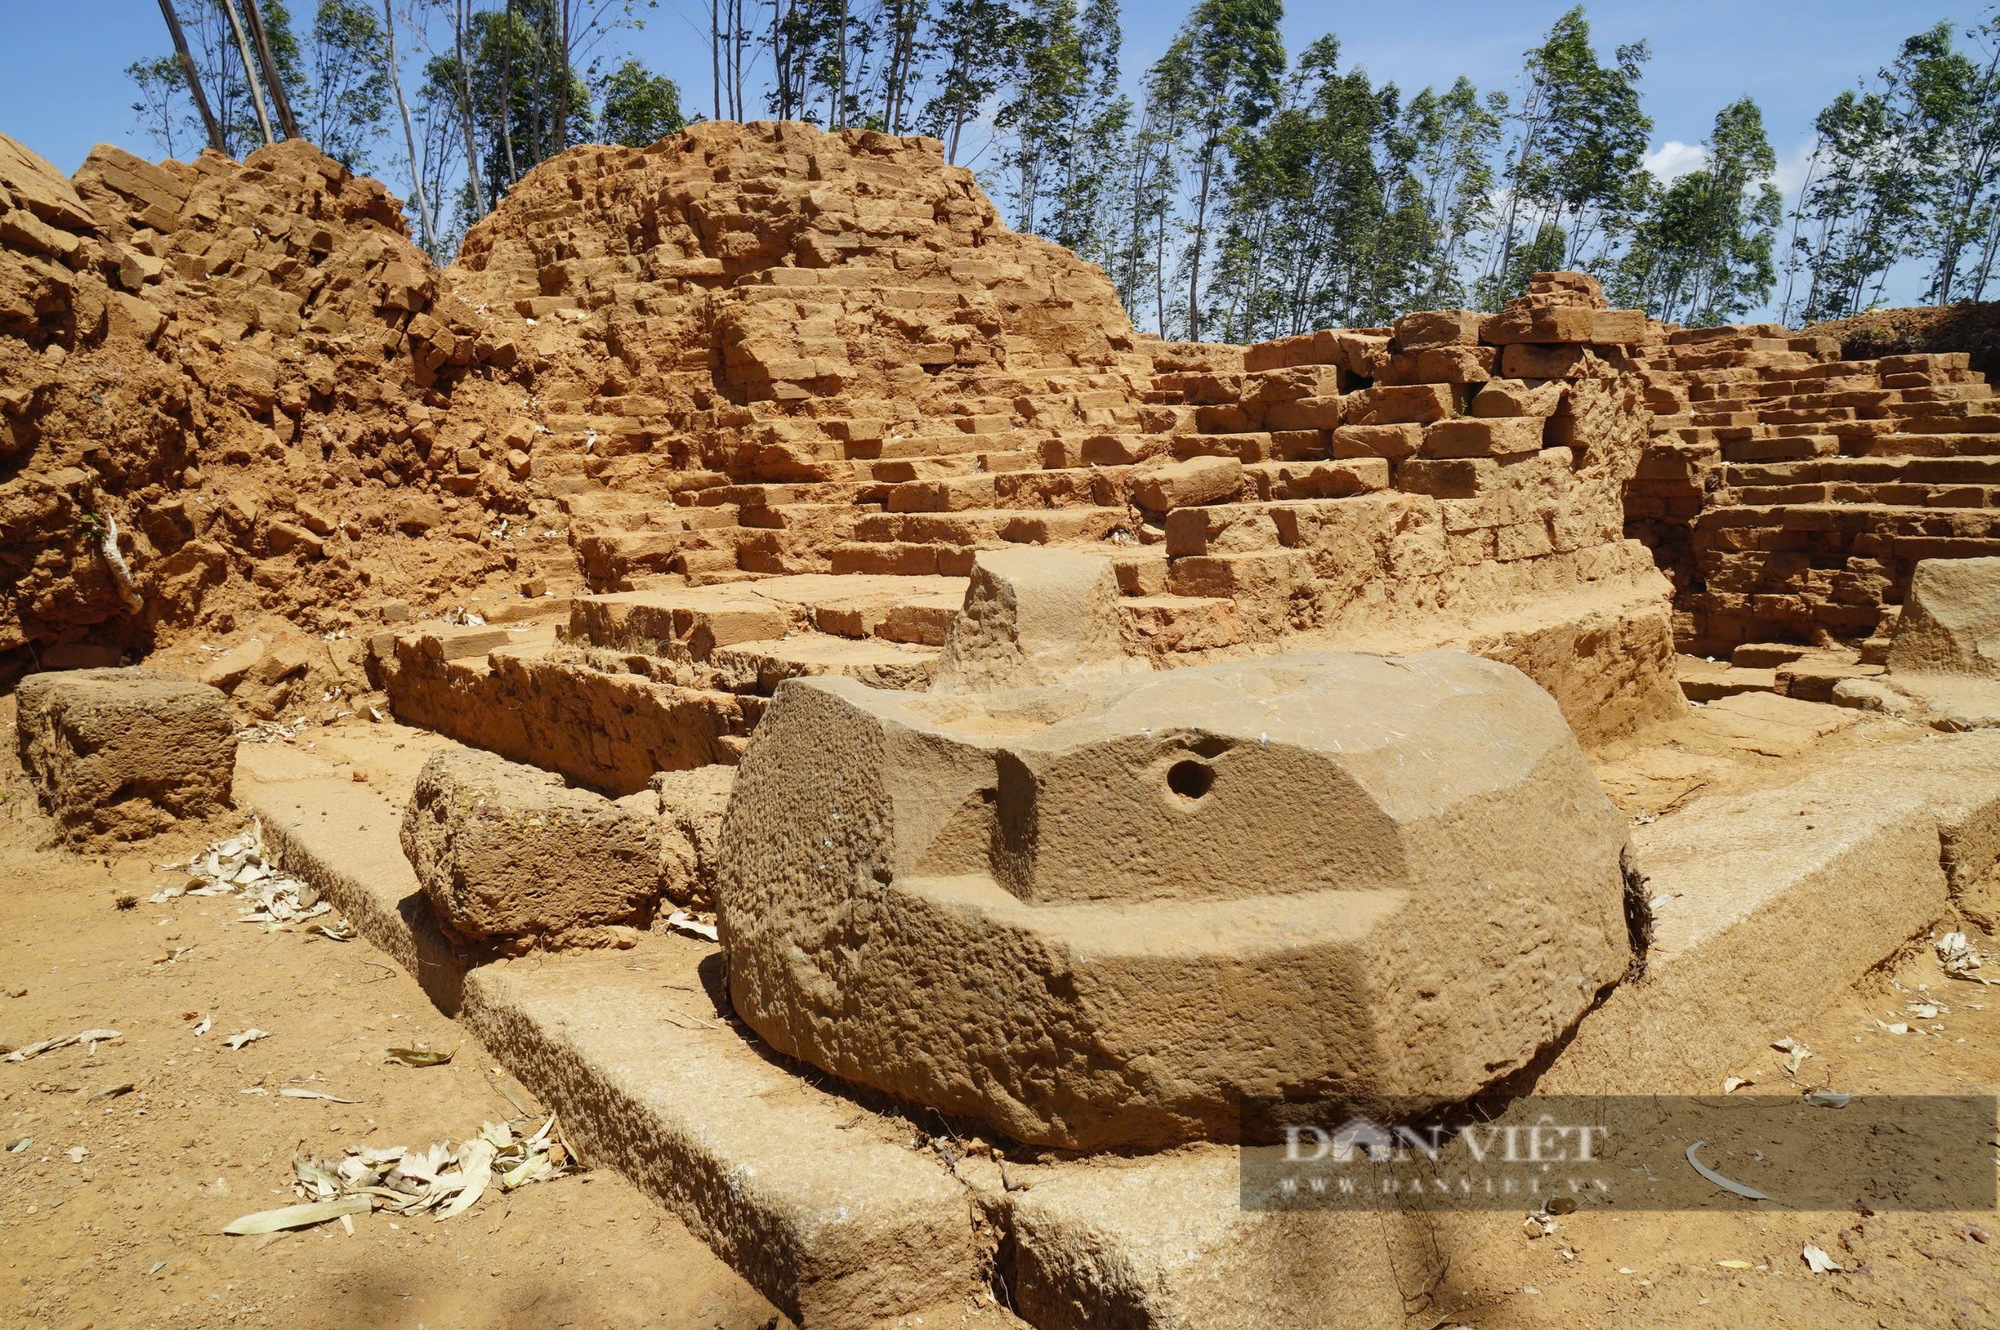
(1801, 303, 2000, 380)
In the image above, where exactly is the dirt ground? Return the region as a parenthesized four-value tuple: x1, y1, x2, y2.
(4, 695, 2000, 1330)
(1419, 938, 2000, 1329)
(0, 710, 786, 1330)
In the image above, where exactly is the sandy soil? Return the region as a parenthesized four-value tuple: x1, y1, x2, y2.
(0, 718, 785, 1330)
(1416, 938, 2000, 1328)
(4, 695, 1998, 1330)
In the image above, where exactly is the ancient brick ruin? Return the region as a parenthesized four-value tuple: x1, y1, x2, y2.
(11, 121, 2000, 1329)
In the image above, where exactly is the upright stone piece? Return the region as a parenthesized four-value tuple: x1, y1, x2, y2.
(647, 763, 737, 910)
(402, 748, 663, 950)
(1887, 557, 2000, 678)
(16, 668, 234, 846)
(718, 651, 1632, 1151)
(933, 547, 1134, 692)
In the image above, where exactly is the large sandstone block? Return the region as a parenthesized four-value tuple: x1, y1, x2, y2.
(933, 547, 1135, 692)
(16, 668, 234, 846)
(401, 748, 663, 949)
(718, 651, 1632, 1150)
(1887, 557, 2000, 677)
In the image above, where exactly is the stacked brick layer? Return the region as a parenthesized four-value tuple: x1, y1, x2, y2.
(1627, 324, 2000, 652)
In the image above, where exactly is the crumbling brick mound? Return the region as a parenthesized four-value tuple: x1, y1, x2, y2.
(401, 747, 664, 950)
(16, 667, 234, 846)
(719, 651, 1632, 1150)
(1803, 303, 2000, 381)
(449, 120, 1146, 483)
(0, 132, 530, 678)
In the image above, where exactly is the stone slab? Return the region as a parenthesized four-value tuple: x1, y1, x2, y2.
(235, 744, 986, 1329)
(1536, 732, 2000, 1093)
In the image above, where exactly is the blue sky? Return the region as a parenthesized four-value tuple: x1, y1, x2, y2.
(0, 0, 1985, 316)
(0, 1, 1979, 176)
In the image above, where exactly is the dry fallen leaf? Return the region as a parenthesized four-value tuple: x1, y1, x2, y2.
(1802, 1243, 1843, 1273)
(224, 1029, 270, 1051)
(386, 1046, 456, 1067)
(223, 1195, 370, 1236)
(4, 1029, 122, 1063)
(665, 910, 719, 943)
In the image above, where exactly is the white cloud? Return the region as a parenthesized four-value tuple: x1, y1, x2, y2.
(1769, 136, 1819, 204)
(1643, 140, 1707, 182)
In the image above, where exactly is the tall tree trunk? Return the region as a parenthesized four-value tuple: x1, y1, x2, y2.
(833, 0, 848, 130)
(240, 0, 300, 139)
(156, 0, 228, 155)
(771, 0, 789, 120)
(381, 0, 438, 257)
(1187, 135, 1218, 341)
(710, 0, 722, 121)
(732, 0, 747, 120)
(217, 0, 276, 148)
(454, 0, 489, 216)
(553, 0, 570, 152)
(500, 0, 520, 182)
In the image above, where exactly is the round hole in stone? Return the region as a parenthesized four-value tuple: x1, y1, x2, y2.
(1166, 759, 1214, 802)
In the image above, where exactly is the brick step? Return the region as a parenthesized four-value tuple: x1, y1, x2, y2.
(1677, 657, 1781, 702)
(852, 506, 1131, 547)
(1721, 454, 2000, 487)
(830, 540, 979, 577)
(1242, 459, 1392, 500)
(689, 481, 859, 508)
(1040, 433, 1174, 468)
(1899, 413, 2000, 435)
(1717, 435, 1839, 464)
(1693, 502, 2000, 544)
(736, 501, 875, 531)
(856, 452, 1034, 483)
(1117, 594, 1242, 653)
(871, 431, 1042, 460)
(1854, 431, 2000, 458)
(574, 529, 740, 590)
(566, 505, 745, 536)
(569, 575, 967, 667)
(1721, 482, 2000, 509)
(1172, 430, 1332, 464)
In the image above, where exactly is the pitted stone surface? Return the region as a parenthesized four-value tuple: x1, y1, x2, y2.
(402, 747, 663, 948)
(717, 650, 1631, 1150)
(1887, 557, 2000, 678)
(16, 667, 234, 846)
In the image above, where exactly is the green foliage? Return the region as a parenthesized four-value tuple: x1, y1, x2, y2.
(127, 55, 192, 158)
(1477, 6, 1652, 308)
(599, 58, 684, 147)
(127, 2, 383, 164)
(118, 1, 2000, 329)
(302, 0, 390, 170)
(911, 0, 1011, 156)
(1613, 97, 1781, 324)
(1145, 0, 1286, 340)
